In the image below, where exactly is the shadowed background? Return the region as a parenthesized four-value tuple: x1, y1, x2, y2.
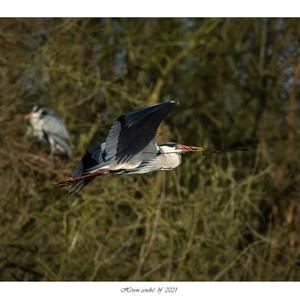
(0, 18, 300, 280)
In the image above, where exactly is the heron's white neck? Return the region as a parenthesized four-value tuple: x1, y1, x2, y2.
(157, 145, 182, 170)
(159, 144, 180, 154)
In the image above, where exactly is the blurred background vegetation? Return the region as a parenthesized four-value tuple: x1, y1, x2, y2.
(0, 18, 300, 281)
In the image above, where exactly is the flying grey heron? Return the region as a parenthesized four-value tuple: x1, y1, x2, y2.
(25, 105, 72, 159)
(56, 101, 204, 194)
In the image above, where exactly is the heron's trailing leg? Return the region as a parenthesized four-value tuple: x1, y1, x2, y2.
(55, 169, 111, 187)
(48, 143, 55, 160)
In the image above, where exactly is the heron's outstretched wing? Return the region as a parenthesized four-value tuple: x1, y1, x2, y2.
(104, 101, 178, 165)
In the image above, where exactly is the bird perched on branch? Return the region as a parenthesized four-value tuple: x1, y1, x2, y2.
(25, 105, 72, 159)
(56, 101, 204, 194)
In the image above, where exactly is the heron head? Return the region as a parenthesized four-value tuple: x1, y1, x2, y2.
(24, 106, 47, 120)
(160, 142, 205, 154)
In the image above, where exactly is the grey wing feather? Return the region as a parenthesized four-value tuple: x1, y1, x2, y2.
(43, 114, 69, 140)
(104, 101, 178, 165)
(42, 114, 72, 156)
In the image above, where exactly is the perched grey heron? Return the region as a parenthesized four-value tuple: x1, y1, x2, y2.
(25, 105, 72, 159)
(56, 101, 203, 194)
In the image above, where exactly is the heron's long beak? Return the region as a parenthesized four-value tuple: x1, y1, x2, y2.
(178, 145, 205, 152)
(188, 146, 205, 152)
(24, 113, 33, 120)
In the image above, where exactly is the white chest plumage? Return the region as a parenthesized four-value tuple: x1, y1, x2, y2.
(29, 115, 44, 140)
(157, 152, 182, 170)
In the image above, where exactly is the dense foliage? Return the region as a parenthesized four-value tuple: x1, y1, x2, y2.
(0, 19, 299, 280)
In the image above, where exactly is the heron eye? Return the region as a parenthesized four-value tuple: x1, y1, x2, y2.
(166, 142, 176, 147)
(41, 110, 48, 117)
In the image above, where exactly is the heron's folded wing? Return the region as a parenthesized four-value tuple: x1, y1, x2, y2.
(104, 101, 178, 165)
(42, 114, 72, 156)
(42, 115, 70, 141)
